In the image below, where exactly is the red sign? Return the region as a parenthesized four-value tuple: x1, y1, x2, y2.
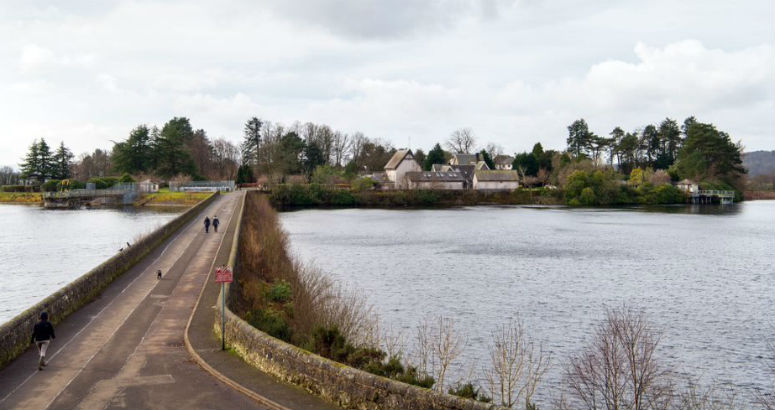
(215, 266, 233, 283)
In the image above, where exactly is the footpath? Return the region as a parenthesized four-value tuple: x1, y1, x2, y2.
(0, 191, 336, 410)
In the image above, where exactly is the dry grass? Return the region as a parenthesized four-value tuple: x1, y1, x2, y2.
(235, 192, 376, 347)
(0, 192, 42, 203)
(140, 191, 212, 206)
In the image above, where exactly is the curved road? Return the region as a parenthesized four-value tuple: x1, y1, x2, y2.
(0, 192, 294, 409)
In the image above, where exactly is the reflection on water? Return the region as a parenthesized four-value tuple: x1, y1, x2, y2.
(280, 201, 775, 406)
(0, 205, 180, 323)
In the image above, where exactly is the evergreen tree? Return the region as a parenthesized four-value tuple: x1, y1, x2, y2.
(479, 149, 495, 170)
(52, 141, 74, 179)
(20, 139, 40, 181)
(37, 138, 53, 180)
(567, 119, 592, 157)
(423, 143, 446, 170)
(675, 121, 745, 189)
(112, 125, 152, 174)
(241, 117, 262, 166)
(153, 117, 197, 178)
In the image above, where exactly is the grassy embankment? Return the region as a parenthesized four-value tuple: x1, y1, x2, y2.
(233, 192, 436, 388)
(0, 192, 42, 204)
(135, 190, 213, 207)
(269, 183, 563, 210)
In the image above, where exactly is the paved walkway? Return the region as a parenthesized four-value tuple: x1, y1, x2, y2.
(0, 192, 336, 410)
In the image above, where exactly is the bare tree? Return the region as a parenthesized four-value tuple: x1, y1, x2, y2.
(331, 131, 351, 167)
(381, 324, 406, 360)
(485, 142, 504, 160)
(484, 317, 551, 408)
(446, 128, 476, 154)
(562, 306, 671, 410)
(431, 316, 465, 392)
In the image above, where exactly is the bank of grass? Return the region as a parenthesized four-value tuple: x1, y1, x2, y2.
(137, 191, 213, 206)
(0, 192, 42, 204)
(269, 183, 563, 210)
(233, 192, 435, 389)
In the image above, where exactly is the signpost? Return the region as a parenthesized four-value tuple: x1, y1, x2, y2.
(215, 266, 233, 351)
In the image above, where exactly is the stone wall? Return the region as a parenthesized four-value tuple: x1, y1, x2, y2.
(0, 192, 218, 369)
(215, 197, 499, 410)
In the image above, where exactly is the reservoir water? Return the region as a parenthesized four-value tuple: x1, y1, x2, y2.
(0, 204, 180, 324)
(280, 201, 775, 405)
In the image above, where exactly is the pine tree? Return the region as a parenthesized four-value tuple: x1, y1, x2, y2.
(113, 125, 152, 174)
(52, 141, 74, 179)
(20, 139, 40, 181)
(37, 138, 53, 180)
(153, 117, 197, 178)
(241, 117, 262, 166)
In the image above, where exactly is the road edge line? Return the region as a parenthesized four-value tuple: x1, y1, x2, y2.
(183, 191, 288, 410)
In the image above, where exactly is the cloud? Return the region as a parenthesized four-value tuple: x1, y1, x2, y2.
(259, 0, 515, 39)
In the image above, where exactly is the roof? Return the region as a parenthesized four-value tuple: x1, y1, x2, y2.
(431, 164, 452, 172)
(676, 179, 697, 185)
(384, 150, 412, 170)
(474, 170, 519, 182)
(450, 153, 478, 166)
(494, 155, 514, 165)
(449, 164, 475, 181)
(405, 171, 466, 182)
(475, 161, 490, 170)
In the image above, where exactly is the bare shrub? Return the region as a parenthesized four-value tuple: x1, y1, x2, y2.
(484, 317, 551, 408)
(430, 316, 466, 392)
(561, 306, 671, 410)
(673, 379, 738, 410)
(414, 317, 434, 377)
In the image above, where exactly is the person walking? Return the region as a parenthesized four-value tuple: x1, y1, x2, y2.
(204, 216, 211, 233)
(212, 216, 220, 233)
(31, 312, 55, 370)
(157, 269, 162, 280)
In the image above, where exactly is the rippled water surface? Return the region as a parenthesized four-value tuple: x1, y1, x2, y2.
(0, 204, 180, 323)
(281, 201, 775, 405)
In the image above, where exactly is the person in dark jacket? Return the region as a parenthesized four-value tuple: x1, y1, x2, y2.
(31, 312, 55, 370)
(204, 216, 211, 233)
(212, 216, 220, 233)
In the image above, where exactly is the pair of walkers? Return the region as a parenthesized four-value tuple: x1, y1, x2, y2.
(31, 312, 55, 370)
(203, 215, 220, 233)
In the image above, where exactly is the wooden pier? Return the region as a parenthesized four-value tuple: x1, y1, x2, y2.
(691, 189, 735, 205)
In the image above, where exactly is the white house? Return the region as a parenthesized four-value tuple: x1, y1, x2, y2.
(405, 171, 465, 190)
(473, 170, 520, 191)
(384, 150, 422, 189)
(138, 179, 159, 193)
(494, 155, 514, 170)
(675, 179, 699, 195)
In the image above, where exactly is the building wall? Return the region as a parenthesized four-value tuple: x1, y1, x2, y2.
(408, 181, 464, 190)
(495, 164, 513, 170)
(474, 180, 519, 191)
(394, 159, 422, 189)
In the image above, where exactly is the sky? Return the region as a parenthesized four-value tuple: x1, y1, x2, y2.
(1, 0, 773, 168)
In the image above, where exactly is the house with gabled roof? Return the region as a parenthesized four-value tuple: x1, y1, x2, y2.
(384, 149, 422, 189)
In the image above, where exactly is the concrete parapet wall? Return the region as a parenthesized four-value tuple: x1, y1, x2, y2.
(217, 308, 497, 410)
(0, 192, 219, 370)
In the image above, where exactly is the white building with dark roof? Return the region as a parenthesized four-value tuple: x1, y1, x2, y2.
(473, 170, 520, 191)
(405, 171, 466, 190)
(494, 155, 514, 170)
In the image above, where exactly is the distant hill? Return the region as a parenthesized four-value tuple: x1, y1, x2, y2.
(743, 151, 775, 177)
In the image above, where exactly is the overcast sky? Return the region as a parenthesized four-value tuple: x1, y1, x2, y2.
(1, 0, 773, 168)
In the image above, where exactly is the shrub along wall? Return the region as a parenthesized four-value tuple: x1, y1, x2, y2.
(0, 192, 219, 370)
(215, 193, 499, 410)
